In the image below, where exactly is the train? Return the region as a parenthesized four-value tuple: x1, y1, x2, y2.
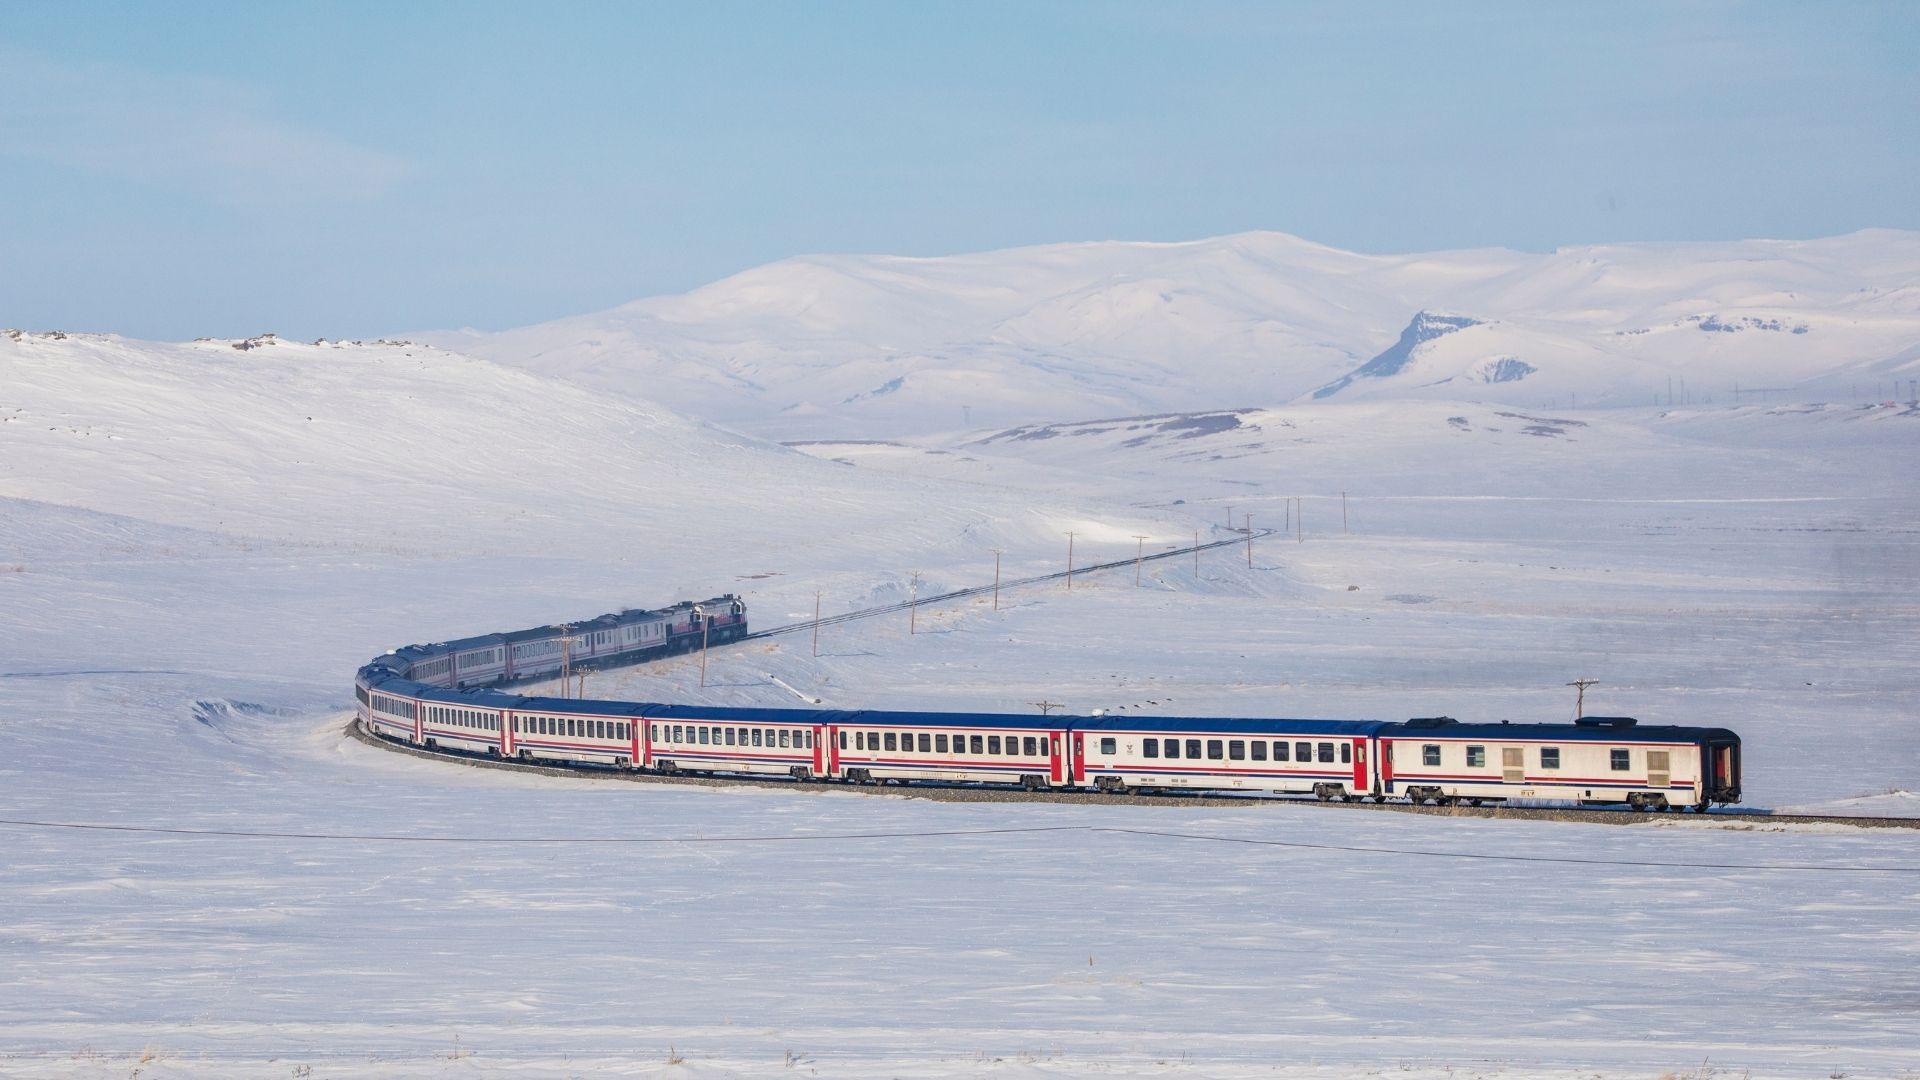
(356, 595, 1743, 812)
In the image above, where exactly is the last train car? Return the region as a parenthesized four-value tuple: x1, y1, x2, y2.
(1378, 716, 1741, 811)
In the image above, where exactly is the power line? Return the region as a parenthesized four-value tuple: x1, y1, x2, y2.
(0, 817, 1086, 846)
(1096, 827, 1920, 874)
(5, 816, 1914, 873)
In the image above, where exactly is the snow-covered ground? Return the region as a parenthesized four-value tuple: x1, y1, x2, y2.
(2, 330, 1918, 1077)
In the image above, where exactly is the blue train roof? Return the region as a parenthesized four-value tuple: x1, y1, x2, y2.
(1075, 715, 1395, 736)
(1383, 717, 1738, 744)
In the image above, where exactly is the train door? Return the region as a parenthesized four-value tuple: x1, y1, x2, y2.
(824, 725, 840, 776)
(502, 710, 513, 756)
(812, 725, 826, 775)
(1048, 733, 1064, 784)
(1071, 733, 1086, 784)
(1379, 738, 1394, 794)
(640, 717, 653, 767)
(1501, 747, 1525, 783)
(1352, 738, 1368, 793)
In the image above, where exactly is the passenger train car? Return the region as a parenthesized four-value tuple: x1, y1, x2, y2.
(356, 597, 1742, 812)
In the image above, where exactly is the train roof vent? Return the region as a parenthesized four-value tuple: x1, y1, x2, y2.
(1575, 716, 1639, 728)
(1404, 716, 1458, 728)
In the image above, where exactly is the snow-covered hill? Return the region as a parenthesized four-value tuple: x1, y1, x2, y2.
(0, 330, 1148, 573)
(421, 229, 1920, 436)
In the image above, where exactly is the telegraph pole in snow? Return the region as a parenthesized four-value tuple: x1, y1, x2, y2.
(1567, 678, 1599, 720)
(811, 591, 821, 657)
(991, 549, 1002, 611)
(1030, 700, 1063, 717)
(700, 615, 710, 687)
(1243, 514, 1253, 567)
(557, 626, 578, 699)
(908, 571, 921, 634)
(1065, 532, 1075, 591)
(1193, 530, 1200, 576)
(1133, 535, 1149, 585)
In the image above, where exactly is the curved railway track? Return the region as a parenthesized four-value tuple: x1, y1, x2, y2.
(349, 722, 1920, 830)
(360, 529, 1910, 828)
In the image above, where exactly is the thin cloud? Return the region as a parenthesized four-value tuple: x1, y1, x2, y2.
(0, 49, 410, 203)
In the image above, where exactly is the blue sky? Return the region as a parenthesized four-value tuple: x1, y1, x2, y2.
(3, 1, 1915, 340)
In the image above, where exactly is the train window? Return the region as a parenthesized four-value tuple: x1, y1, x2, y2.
(868, 731, 879, 750)
(1611, 748, 1630, 771)
(1143, 738, 1159, 758)
(1164, 739, 1180, 759)
(1316, 742, 1334, 763)
(1228, 740, 1245, 760)
(855, 731, 863, 750)
(988, 736, 1001, 755)
(1467, 745, 1486, 768)
(1186, 739, 1202, 759)
(780, 731, 791, 748)
(918, 734, 931, 753)
(1250, 741, 1267, 761)
(1541, 747, 1561, 769)
(1024, 737, 1038, 756)
(1100, 737, 1117, 755)
(1340, 743, 1351, 763)
(1423, 744, 1440, 766)
(936, 734, 949, 752)
(650, 724, 658, 740)
(673, 725, 684, 742)
(970, 735, 984, 754)
(1272, 741, 1288, 761)
(884, 733, 897, 751)
(838, 731, 848, 749)
(1207, 740, 1224, 760)
(1295, 741, 1310, 761)
(723, 728, 733, 746)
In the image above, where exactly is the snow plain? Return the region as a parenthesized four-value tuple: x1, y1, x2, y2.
(3, 328, 1919, 1078)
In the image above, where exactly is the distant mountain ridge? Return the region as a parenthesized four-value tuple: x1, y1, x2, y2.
(418, 229, 1920, 437)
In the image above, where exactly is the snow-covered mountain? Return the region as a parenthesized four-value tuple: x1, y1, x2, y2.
(421, 229, 1920, 437)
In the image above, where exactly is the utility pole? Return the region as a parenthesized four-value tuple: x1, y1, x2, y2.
(991, 549, 1002, 611)
(1342, 491, 1349, 535)
(693, 606, 710, 688)
(1030, 700, 1063, 717)
(811, 590, 821, 657)
(1567, 678, 1599, 719)
(1132, 535, 1149, 585)
(1066, 531, 1075, 591)
(1244, 514, 1253, 568)
(1193, 530, 1200, 577)
(908, 571, 921, 634)
(1225, 505, 1233, 529)
(557, 626, 577, 699)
